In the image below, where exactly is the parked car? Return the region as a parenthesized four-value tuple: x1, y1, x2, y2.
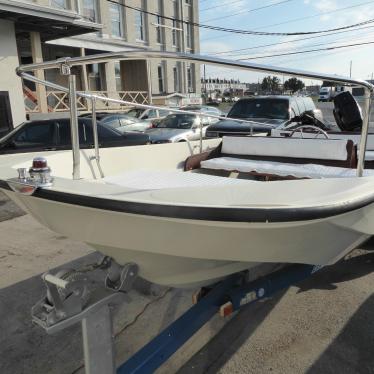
(205, 96, 324, 137)
(80, 112, 151, 132)
(146, 109, 221, 144)
(0, 118, 150, 154)
(206, 97, 221, 106)
(125, 107, 172, 122)
(180, 105, 223, 117)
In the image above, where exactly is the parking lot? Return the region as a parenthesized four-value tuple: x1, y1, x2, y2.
(1, 102, 374, 374)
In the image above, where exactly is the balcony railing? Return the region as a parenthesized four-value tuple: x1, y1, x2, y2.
(24, 89, 149, 113)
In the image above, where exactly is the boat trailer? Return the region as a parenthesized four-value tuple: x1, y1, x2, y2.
(31, 258, 323, 374)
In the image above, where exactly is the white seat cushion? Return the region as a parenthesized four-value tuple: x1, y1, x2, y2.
(221, 136, 348, 161)
(270, 130, 374, 153)
(201, 157, 374, 179)
(366, 151, 374, 161)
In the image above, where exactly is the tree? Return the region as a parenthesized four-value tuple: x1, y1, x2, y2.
(284, 77, 305, 93)
(261, 76, 280, 93)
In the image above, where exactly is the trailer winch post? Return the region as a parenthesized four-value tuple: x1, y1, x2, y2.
(82, 305, 116, 374)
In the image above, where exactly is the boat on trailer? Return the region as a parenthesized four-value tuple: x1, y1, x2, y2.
(0, 50, 373, 288)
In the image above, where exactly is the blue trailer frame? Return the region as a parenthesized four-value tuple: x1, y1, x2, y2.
(118, 263, 322, 374)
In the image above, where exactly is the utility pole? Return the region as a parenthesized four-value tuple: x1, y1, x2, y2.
(203, 64, 206, 103)
(349, 60, 352, 78)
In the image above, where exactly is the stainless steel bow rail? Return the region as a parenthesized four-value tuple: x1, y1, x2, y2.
(32, 257, 324, 374)
(17, 50, 374, 179)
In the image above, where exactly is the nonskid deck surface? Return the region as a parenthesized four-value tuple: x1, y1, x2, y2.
(103, 169, 251, 189)
(83, 170, 374, 210)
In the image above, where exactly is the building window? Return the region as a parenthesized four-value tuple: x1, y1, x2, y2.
(158, 64, 165, 94)
(187, 65, 194, 93)
(172, 20, 178, 46)
(0, 92, 13, 136)
(110, 3, 123, 37)
(50, 0, 67, 9)
(186, 23, 192, 49)
(135, 10, 146, 41)
(172, 0, 179, 48)
(173, 65, 180, 93)
(156, 15, 163, 44)
(81, 0, 98, 22)
(185, 0, 192, 4)
(87, 64, 102, 91)
(155, 0, 163, 44)
(115, 63, 122, 91)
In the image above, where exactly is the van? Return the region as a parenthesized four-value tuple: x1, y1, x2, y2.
(318, 87, 334, 102)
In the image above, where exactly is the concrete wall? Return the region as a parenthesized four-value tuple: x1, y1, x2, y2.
(0, 21, 26, 127)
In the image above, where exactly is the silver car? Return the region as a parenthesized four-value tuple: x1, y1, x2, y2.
(146, 112, 219, 143)
(126, 107, 173, 123)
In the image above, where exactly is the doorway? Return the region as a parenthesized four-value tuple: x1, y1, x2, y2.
(0, 91, 14, 138)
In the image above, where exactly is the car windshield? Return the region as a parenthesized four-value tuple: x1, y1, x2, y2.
(156, 114, 196, 129)
(0, 122, 27, 143)
(228, 99, 289, 120)
(126, 108, 143, 118)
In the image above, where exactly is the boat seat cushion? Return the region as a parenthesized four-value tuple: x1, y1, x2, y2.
(200, 157, 374, 179)
(221, 136, 350, 160)
(185, 136, 356, 171)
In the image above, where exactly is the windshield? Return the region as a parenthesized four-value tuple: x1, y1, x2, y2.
(0, 122, 28, 143)
(126, 108, 143, 118)
(156, 114, 196, 129)
(228, 99, 289, 120)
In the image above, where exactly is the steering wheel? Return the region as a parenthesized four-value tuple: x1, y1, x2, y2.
(289, 125, 329, 139)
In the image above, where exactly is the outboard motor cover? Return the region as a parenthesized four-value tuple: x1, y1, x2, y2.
(333, 91, 363, 131)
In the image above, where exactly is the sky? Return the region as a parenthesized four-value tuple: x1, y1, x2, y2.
(198, 0, 374, 84)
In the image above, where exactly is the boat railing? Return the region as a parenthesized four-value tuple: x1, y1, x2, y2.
(17, 50, 373, 179)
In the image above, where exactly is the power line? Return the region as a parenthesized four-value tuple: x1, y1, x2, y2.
(106, 0, 374, 37)
(224, 30, 374, 58)
(236, 40, 374, 61)
(266, 48, 356, 68)
(209, 24, 374, 55)
(201, 0, 291, 16)
(202, 0, 295, 22)
(201, 0, 374, 40)
(201, 0, 248, 12)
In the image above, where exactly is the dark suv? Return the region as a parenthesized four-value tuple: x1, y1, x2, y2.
(205, 96, 323, 137)
(0, 118, 150, 154)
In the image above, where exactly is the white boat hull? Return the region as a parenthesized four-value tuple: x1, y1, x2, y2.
(3, 189, 371, 287)
(2, 141, 374, 288)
